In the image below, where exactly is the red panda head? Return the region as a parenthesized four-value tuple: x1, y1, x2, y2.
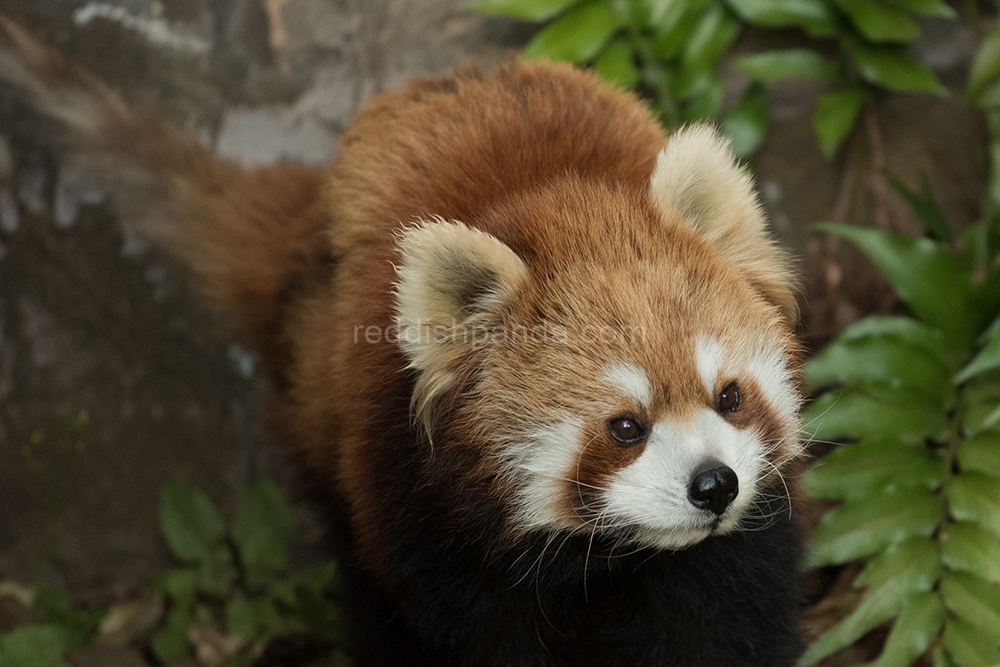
(392, 124, 800, 550)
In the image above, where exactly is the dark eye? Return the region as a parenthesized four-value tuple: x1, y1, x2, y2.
(717, 382, 740, 414)
(608, 416, 647, 445)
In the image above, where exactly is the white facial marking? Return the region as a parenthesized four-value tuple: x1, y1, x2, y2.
(695, 336, 725, 398)
(604, 411, 764, 549)
(500, 419, 583, 531)
(603, 362, 652, 408)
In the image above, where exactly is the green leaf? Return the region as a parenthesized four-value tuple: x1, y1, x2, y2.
(805, 439, 943, 500)
(651, 1, 711, 61)
(160, 569, 197, 609)
(942, 617, 1000, 666)
(152, 609, 193, 664)
(940, 521, 1000, 583)
(725, 0, 836, 36)
(833, 315, 957, 360)
(814, 88, 866, 157)
(809, 488, 943, 566)
(735, 49, 841, 83)
(803, 387, 947, 443)
(854, 535, 941, 588)
(159, 479, 226, 564)
(959, 431, 1000, 480)
(967, 20, 1000, 106)
(956, 327, 1000, 384)
(883, 0, 955, 18)
(844, 40, 948, 96)
(593, 38, 640, 89)
(962, 372, 1000, 437)
(835, 0, 919, 42)
(805, 335, 953, 406)
(472, 0, 581, 21)
(680, 2, 741, 77)
(470, 0, 579, 23)
(232, 480, 296, 587)
(722, 83, 768, 156)
(0, 626, 70, 667)
(873, 591, 945, 667)
(523, 1, 624, 63)
(225, 595, 258, 639)
(940, 572, 1000, 641)
(799, 537, 940, 665)
(887, 174, 950, 243)
(815, 223, 976, 344)
(947, 472, 1000, 537)
(682, 75, 724, 121)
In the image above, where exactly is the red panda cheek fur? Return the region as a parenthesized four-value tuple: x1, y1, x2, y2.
(0, 21, 806, 664)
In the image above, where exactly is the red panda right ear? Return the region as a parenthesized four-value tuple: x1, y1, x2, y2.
(649, 124, 798, 322)
(394, 218, 528, 430)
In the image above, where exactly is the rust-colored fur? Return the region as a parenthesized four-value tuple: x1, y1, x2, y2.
(1, 17, 804, 665)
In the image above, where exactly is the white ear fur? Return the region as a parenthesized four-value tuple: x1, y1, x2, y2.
(394, 217, 528, 430)
(649, 124, 797, 318)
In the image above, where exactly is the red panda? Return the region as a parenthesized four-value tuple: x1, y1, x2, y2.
(0, 15, 805, 666)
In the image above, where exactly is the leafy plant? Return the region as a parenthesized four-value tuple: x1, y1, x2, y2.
(798, 190, 1000, 665)
(474, 0, 951, 156)
(152, 478, 346, 666)
(0, 478, 346, 667)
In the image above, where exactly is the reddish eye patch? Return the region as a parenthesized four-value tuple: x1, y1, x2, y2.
(608, 416, 647, 445)
(717, 382, 740, 414)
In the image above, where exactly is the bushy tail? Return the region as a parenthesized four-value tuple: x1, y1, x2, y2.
(0, 14, 330, 348)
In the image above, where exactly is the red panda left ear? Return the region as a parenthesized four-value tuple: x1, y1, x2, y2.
(649, 124, 798, 322)
(394, 217, 528, 430)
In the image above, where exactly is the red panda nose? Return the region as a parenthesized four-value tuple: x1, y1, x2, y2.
(688, 464, 739, 516)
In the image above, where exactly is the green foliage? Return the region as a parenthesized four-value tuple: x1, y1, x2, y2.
(152, 478, 344, 665)
(0, 478, 345, 667)
(799, 195, 1000, 665)
(0, 626, 70, 667)
(473, 0, 951, 157)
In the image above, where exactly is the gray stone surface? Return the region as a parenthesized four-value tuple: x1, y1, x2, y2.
(0, 0, 987, 606)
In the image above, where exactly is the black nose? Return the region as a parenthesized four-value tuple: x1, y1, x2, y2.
(688, 465, 739, 516)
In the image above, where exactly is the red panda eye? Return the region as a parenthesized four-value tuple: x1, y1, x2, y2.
(608, 416, 647, 445)
(717, 382, 740, 414)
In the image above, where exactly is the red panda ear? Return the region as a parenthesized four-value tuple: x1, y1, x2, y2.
(394, 217, 528, 429)
(649, 124, 798, 322)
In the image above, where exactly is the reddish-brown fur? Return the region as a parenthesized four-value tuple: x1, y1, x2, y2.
(0, 20, 805, 663)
